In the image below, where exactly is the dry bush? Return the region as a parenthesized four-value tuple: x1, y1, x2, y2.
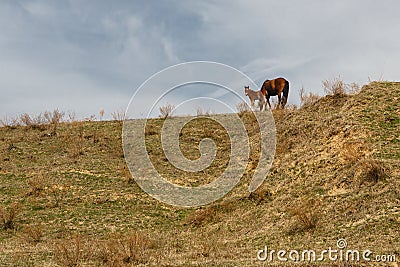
(26, 174, 48, 197)
(99, 109, 105, 121)
(19, 113, 47, 130)
(196, 106, 212, 116)
(23, 224, 44, 244)
(46, 183, 69, 207)
(322, 77, 361, 96)
(119, 164, 134, 184)
(285, 104, 298, 111)
(54, 235, 86, 267)
(159, 103, 175, 119)
(112, 109, 126, 125)
(322, 77, 346, 96)
(341, 141, 368, 164)
(44, 109, 65, 134)
(196, 234, 221, 258)
(271, 98, 280, 110)
(299, 87, 321, 107)
(358, 159, 388, 184)
(17, 112, 57, 131)
(67, 111, 76, 122)
(0, 202, 20, 230)
(19, 113, 33, 127)
(347, 82, 361, 94)
(145, 124, 158, 136)
(12, 110, 65, 133)
(289, 198, 320, 232)
(248, 188, 272, 204)
(340, 142, 387, 185)
(66, 124, 85, 157)
(184, 207, 217, 226)
(236, 101, 250, 115)
(95, 232, 155, 265)
(0, 115, 20, 128)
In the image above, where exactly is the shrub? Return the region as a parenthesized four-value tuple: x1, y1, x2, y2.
(23, 224, 44, 244)
(358, 159, 388, 184)
(54, 235, 85, 267)
(159, 103, 175, 119)
(44, 109, 65, 134)
(236, 101, 250, 115)
(99, 109, 105, 121)
(95, 232, 154, 265)
(0, 202, 20, 230)
(46, 183, 69, 207)
(0, 116, 19, 128)
(196, 106, 212, 116)
(184, 207, 217, 226)
(322, 77, 361, 96)
(111, 109, 127, 125)
(26, 175, 47, 197)
(248, 188, 272, 204)
(299, 87, 321, 107)
(289, 198, 320, 232)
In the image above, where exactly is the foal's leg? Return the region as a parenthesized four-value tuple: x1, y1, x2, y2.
(251, 99, 255, 111)
(258, 100, 263, 112)
(261, 95, 267, 111)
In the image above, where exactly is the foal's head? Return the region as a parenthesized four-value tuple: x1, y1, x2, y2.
(244, 86, 250, 96)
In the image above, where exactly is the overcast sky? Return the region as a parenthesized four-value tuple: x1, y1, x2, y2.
(1, 0, 399, 119)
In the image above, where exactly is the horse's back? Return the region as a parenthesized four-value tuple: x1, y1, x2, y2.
(261, 77, 288, 96)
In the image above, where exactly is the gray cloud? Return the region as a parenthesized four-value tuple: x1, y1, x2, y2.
(1, 0, 399, 118)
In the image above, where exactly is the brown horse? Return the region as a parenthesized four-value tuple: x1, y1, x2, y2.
(244, 86, 265, 111)
(260, 77, 289, 109)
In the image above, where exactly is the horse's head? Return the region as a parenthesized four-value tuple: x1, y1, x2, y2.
(244, 86, 250, 96)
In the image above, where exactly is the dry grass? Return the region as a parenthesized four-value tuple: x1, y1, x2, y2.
(340, 141, 369, 164)
(22, 224, 44, 244)
(53, 232, 155, 266)
(0, 82, 399, 266)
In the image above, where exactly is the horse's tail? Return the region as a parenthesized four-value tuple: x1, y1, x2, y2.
(282, 80, 289, 107)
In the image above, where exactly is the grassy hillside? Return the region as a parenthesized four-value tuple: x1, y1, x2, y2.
(0, 82, 399, 266)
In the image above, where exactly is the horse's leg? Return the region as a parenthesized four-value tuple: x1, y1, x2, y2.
(251, 99, 255, 110)
(266, 96, 272, 110)
(278, 94, 282, 109)
(281, 96, 287, 109)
